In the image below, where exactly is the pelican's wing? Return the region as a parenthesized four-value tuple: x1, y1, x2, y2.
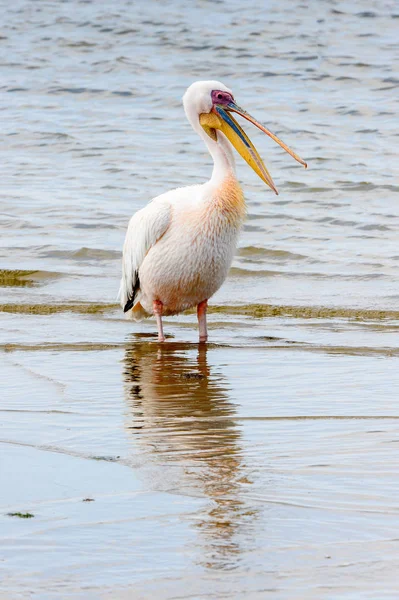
(119, 199, 171, 313)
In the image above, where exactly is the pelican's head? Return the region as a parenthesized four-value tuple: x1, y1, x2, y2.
(183, 80, 307, 195)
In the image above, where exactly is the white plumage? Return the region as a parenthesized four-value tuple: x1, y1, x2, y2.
(119, 80, 306, 342)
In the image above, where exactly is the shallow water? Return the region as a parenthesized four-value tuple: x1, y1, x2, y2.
(1, 0, 398, 598)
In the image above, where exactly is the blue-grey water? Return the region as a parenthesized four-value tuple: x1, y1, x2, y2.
(1, 1, 398, 598)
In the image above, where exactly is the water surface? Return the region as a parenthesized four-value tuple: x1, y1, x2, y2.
(1, 0, 398, 598)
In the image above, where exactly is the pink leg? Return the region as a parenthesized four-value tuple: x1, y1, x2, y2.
(153, 300, 165, 342)
(197, 299, 208, 343)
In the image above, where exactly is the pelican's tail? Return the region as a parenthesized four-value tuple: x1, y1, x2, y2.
(118, 279, 148, 321)
(129, 301, 148, 321)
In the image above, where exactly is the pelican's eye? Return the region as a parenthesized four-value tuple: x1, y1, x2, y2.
(211, 90, 234, 106)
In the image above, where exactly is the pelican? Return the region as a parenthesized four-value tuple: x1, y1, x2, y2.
(119, 80, 307, 342)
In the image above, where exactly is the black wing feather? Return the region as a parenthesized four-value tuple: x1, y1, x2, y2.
(123, 271, 140, 313)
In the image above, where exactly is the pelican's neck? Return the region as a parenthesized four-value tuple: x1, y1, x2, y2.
(188, 111, 237, 186)
(208, 131, 237, 185)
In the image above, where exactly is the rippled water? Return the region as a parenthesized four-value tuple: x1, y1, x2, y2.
(1, 1, 398, 598)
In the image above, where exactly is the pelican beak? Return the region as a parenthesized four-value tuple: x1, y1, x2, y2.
(200, 102, 307, 195)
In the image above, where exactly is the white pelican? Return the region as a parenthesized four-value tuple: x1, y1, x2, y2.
(120, 80, 306, 342)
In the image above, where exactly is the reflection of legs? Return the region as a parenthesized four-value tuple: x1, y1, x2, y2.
(153, 300, 165, 342)
(197, 343, 210, 379)
(197, 299, 208, 343)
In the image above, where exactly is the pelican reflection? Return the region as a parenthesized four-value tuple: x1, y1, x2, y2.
(122, 341, 257, 569)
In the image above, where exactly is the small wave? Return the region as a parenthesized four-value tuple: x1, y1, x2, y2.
(1, 302, 397, 324)
(335, 76, 359, 81)
(71, 247, 121, 260)
(46, 87, 135, 98)
(294, 55, 319, 61)
(116, 29, 140, 35)
(72, 223, 118, 230)
(40, 247, 121, 261)
(317, 217, 358, 226)
(358, 224, 392, 231)
(238, 247, 308, 261)
(230, 267, 278, 278)
(112, 90, 134, 97)
(2, 342, 123, 353)
(62, 41, 97, 48)
(37, 131, 75, 140)
(230, 267, 387, 281)
(356, 11, 377, 17)
(283, 181, 308, 189)
(337, 182, 399, 192)
(0, 269, 62, 288)
(210, 304, 399, 321)
(48, 87, 103, 95)
(0, 302, 117, 315)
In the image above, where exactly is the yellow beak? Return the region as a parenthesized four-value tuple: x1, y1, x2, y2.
(200, 103, 307, 195)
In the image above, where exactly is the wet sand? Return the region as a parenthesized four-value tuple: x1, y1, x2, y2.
(1, 304, 399, 598)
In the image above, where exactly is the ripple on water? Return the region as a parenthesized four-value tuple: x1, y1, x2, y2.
(39, 248, 121, 261)
(238, 247, 309, 261)
(0, 269, 63, 288)
(1, 2, 398, 595)
(1, 301, 398, 323)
